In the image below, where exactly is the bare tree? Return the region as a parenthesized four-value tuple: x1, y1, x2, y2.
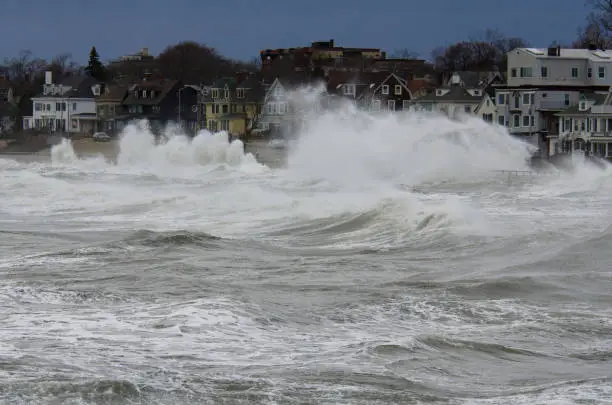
(432, 30, 529, 73)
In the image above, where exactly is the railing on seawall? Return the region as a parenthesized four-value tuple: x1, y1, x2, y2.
(492, 169, 561, 185)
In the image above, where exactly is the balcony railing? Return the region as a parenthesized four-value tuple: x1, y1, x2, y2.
(559, 131, 612, 139)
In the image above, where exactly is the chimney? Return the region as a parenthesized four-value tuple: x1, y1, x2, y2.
(45, 71, 52, 85)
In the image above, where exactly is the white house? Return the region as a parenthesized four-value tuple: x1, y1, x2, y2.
(495, 46, 612, 154)
(474, 92, 497, 123)
(22, 72, 99, 135)
(554, 91, 612, 158)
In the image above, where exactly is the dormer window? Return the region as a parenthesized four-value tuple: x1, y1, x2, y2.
(436, 89, 443, 96)
(473, 89, 481, 96)
(142, 90, 147, 98)
(579, 101, 587, 111)
(382, 85, 389, 95)
(237, 88, 245, 98)
(212, 89, 219, 99)
(224, 89, 229, 99)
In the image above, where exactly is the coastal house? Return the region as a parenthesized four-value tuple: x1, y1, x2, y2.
(554, 91, 612, 158)
(495, 46, 612, 154)
(258, 74, 309, 137)
(474, 92, 497, 123)
(22, 72, 99, 135)
(0, 79, 17, 134)
(94, 82, 129, 134)
(411, 72, 486, 118)
(357, 72, 414, 111)
(114, 78, 199, 134)
(200, 74, 263, 138)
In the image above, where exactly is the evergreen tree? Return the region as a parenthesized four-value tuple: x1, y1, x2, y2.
(85, 46, 106, 81)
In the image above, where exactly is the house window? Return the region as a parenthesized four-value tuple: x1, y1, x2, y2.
(402, 100, 410, 110)
(212, 89, 219, 99)
(520, 67, 532, 77)
(343, 85, 355, 95)
(279, 103, 286, 114)
(523, 115, 530, 127)
(72, 103, 76, 111)
(208, 120, 216, 131)
(522, 93, 531, 105)
(599, 66, 606, 78)
(213, 104, 219, 114)
(224, 89, 229, 99)
(237, 88, 245, 98)
(498, 115, 505, 126)
(541, 66, 548, 78)
(464, 105, 471, 113)
(222, 105, 229, 114)
(579, 101, 586, 110)
(497, 93, 507, 105)
(142, 90, 147, 98)
(394, 85, 402, 95)
(372, 99, 381, 110)
(513, 115, 520, 127)
(564, 94, 570, 106)
(571, 68, 578, 78)
(530, 116, 535, 127)
(388, 100, 396, 110)
(382, 85, 389, 95)
(588, 68, 593, 78)
(220, 120, 229, 131)
(511, 68, 517, 77)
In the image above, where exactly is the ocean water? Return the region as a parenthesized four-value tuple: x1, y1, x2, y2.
(1, 106, 612, 404)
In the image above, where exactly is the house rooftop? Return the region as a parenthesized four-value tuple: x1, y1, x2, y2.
(519, 47, 612, 61)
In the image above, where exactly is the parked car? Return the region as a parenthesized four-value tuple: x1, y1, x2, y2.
(92, 132, 111, 142)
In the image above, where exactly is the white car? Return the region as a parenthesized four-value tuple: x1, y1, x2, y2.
(92, 132, 111, 142)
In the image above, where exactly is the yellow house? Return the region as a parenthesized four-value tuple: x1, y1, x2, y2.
(202, 75, 263, 138)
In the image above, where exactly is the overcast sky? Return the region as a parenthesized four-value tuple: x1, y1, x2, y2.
(0, 0, 591, 64)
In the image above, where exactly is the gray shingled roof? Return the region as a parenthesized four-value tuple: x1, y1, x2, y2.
(34, 76, 100, 98)
(202, 75, 264, 103)
(416, 86, 482, 103)
(556, 92, 610, 115)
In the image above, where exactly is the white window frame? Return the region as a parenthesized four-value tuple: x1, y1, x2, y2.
(402, 100, 410, 110)
(522, 115, 530, 127)
(522, 93, 531, 105)
(497, 93, 507, 105)
(237, 88, 245, 98)
(599, 66, 606, 78)
(382, 85, 389, 95)
(394, 85, 402, 95)
(571, 67, 579, 78)
(388, 100, 395, 110)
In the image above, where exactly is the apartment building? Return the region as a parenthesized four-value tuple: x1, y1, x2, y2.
(494, 46, 612, 155)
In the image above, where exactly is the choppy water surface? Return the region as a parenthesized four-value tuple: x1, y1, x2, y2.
(1, 111, 612, 404)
